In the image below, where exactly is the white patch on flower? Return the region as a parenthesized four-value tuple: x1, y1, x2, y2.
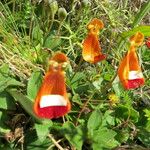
(128, 71, 143, 80)
(40, 95, 67, 108)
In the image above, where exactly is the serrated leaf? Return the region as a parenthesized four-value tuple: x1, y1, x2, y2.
(115, 129, 129, 143)
(63, 122, 84, 150)
(87, 109, 102, 135)
(115, 105, 139, 123)
(35, 121, 52, 142)
(27, 71, 43, 101)
(7, 89, 44, 124)
(132, 1, 150, 27)
(103, 110, 115, 126)
(92, 127, 119, 150)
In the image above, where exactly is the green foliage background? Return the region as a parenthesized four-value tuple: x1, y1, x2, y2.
(0, 0, 150, 149)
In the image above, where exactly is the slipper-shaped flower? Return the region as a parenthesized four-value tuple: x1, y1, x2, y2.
(34, 52, 71, 119)
(118, 32, 145, 89)
(82, 18, 106, 63)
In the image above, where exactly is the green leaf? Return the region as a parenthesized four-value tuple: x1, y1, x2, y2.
(63, 122, 84, 150)
(118, 26, 150, 52)
(25, 129, 53, 150)
(138, 128, 150, 147)
(27, 71, 43, 101)
(7, 89, 44, 124)
(43, 31, 61, 50)
(0, 91, 16, 110)
(0, 64, 23, 92)
(144, 109, 150, 121)
(35, 121, 52, 142)
(115, 129, 129, 144)
(92, 127, 119, 150)
(0, 111, 10, 133)
(112, 77, 121, 97)
(0, 78, 23, 93)
(132, 1, 150, 27)
(87, 109, 102, 135)
(115, 105, 139, 123)
(121, 26, 150, 39)
(69, 72, 86, 92)
(0, 64, 9, 76)
(104, 73, 112, 81)
(102, 110, 115, 126)
(92, 77, 103, 90)
(32, 25, 43, 43)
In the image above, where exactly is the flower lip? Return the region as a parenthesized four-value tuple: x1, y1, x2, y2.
(128, 71, 143, 80)
(40, 95, 67, 108)
(125, 78, 145, 89)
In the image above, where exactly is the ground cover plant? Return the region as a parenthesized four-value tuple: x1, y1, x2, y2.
(0, 0, 150, 149)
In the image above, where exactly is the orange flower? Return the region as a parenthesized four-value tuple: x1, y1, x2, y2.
(118, 32, 144, 89)
(34, 52, 71, 119)
(82, 18, 106, 63)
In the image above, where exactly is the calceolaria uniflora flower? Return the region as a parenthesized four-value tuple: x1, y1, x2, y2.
(82, 18, 106, 63)
(34, 52, 71, 119)
(118, 32, 145, 90)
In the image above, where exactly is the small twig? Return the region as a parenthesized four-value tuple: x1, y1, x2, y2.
(75, 92, 95, 126)
(47, 134, 64, 150)
(75, 99, 90, 126)
(47, 139, 62, 150)
(62, 116, 65, 123)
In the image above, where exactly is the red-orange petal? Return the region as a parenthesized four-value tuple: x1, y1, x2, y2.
(34, 70, 71, 119)
(51, 52, 68, 63)
(82, 33, 106, 63)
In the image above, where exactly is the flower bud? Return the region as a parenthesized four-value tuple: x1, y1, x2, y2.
(81, 0, 90, 8)
(58, 7, 67, 21)
(50, 0, 58, 16)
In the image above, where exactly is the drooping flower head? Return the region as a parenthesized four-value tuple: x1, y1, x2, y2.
(87, 18, 104, 35)
(82, 18, 106, 63)
(118, 32, 144, 90)
(34, 52, 71, 119)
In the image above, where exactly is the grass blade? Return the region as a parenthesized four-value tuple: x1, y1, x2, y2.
(132, 1, 150, 27)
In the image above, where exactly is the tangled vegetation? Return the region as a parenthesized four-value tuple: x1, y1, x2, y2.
(0, 0, 150, 149)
